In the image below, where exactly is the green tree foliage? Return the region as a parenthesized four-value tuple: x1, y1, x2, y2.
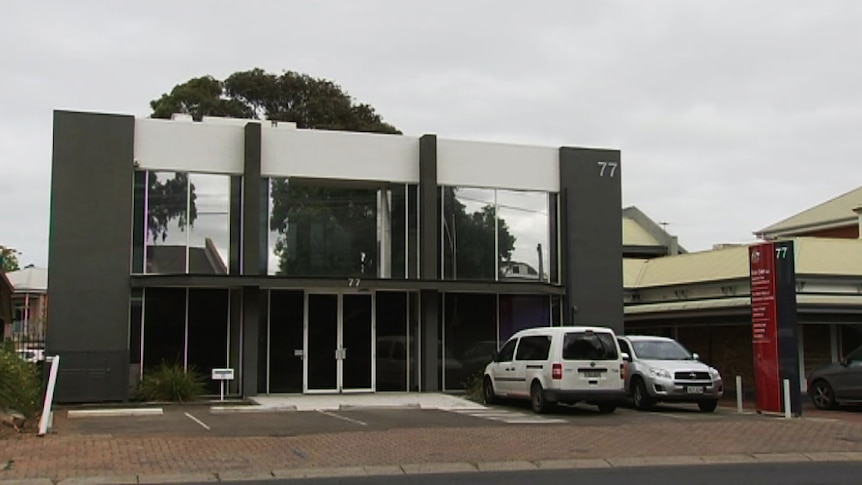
(146, 172, 196, 243)
(148, 68, 514, 276)
(442, 188, 515, 279)
(137, 361, 206, 402)
(0, 246, 21, 272)
(0, 344, 41, 418)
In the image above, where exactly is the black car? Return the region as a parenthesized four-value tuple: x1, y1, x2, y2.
(807, 345, 862, 410)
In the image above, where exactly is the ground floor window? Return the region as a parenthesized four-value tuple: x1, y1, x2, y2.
(134, 287, 556, 396)
(136, 288, 233, 395)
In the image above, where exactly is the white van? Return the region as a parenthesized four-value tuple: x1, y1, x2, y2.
(482, 326, 627, 414)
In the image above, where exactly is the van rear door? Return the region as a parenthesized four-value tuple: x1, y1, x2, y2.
(557, 330, 623, 392)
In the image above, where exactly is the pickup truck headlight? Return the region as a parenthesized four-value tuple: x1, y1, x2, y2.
(649, 367, 672, 379)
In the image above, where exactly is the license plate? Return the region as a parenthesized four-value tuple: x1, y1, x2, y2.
(686, 386, 704, 394)
(583, 370, 602, 378)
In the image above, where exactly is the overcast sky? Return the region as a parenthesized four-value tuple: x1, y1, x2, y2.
(2, 1, 861, 267)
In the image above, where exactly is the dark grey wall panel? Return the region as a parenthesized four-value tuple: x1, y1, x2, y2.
(242, 286, 260, 397)
(419, 135, 438, 279)
(420, 289, 439, 391)
(242, 122, 262, 276)
(48, 110, 134, 401)
(559, 147, 623, 333)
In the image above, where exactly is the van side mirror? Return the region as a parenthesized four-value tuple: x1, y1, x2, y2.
(692, 353, 700, 361)
(621, 352, 631, 362)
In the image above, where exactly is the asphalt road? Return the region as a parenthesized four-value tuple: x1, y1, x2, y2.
(58, 401, 761, 437)
(204, 461, 862, 485)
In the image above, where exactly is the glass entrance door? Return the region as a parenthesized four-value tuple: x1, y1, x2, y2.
(306, 294, 338, 391)
(341, 294, 373, 391)
(304, 292, 374, 393)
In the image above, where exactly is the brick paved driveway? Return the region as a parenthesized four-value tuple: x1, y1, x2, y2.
(2, 403, 862, 482)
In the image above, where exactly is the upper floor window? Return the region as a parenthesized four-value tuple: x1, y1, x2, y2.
(441, 186, 554, 282)
(133, 171, 233, 274)
(265, 178, 418, 278)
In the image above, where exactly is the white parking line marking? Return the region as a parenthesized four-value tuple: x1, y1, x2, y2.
(448, 408, 565, 424)
(184, 412, 211, 430)
(317, 410, 368, 426)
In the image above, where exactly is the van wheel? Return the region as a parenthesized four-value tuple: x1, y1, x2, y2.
(698, 399, 718, 413)
(632, 377, 653, 410)
(531, 382, 549, 414)
(483, 377, 497, 405)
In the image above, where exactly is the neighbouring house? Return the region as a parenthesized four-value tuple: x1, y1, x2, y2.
(6, 266, 49, 346)
(622, 206, 686, 259)
(755, 185, 862, 240)
(0, 272, 12, 340)
(623, 186, 862, 396)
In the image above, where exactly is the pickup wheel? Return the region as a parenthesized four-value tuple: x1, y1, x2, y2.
(482, 376, 497, 405)
(632, 377, 654, 411)
(531, 381, 550, 414)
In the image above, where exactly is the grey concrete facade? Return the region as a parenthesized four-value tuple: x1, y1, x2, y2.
(47, 110, 623, 402)
(559, 147, 624, 333)
(48, 111, 135, 402)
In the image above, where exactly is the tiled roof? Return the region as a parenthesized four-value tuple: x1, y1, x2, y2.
(624, 237, 862, 289)
(6, 267, 48, 292)
(623, 217, 661, 246)
(756, 186, 862, 238)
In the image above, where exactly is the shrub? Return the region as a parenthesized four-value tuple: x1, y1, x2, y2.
(462, 371, 485, 403)
(0, 344, 42, 418)
(137, 362, 206, 402)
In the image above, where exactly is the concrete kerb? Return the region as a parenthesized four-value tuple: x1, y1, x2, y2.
(339, 403, 422, 410)
(209, 405, 297, 414)
(8, 452, 862, 484)
(66, 408, 163, 418)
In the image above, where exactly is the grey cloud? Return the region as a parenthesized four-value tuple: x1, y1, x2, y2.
(2, 1, 861, 266)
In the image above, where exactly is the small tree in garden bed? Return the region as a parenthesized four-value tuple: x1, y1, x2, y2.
(0, 343, 42, 422)
(138, 362, 206, 402)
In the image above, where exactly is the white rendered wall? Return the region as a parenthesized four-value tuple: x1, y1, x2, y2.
(437, 138, 559, 192)
(134, 118, 245, 174)
(261, 127, 420, 183)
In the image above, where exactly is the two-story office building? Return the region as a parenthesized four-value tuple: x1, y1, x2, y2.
(47, 110, 623, 403)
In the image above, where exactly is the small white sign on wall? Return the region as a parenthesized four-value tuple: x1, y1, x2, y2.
(211, 368, 234, 401)
(211, 368, 235, 380)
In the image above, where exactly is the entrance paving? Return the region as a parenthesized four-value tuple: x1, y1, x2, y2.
(3, 393, 862, 483)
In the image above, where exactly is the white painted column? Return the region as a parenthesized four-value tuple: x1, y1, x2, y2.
(377, 189, 392, 278)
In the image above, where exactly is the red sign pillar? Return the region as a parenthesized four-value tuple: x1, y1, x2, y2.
(748, 241, 802, 415)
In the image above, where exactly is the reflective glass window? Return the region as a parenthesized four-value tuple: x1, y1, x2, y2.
(145, 172, 189, 274)
(187, 174, 230, 274)
(442, 187, 496, 280)
(267, 178, 416, 278)
(497, 190, 550, 282)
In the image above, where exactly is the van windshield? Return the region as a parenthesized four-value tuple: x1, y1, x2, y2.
(562, 332, 618, 360)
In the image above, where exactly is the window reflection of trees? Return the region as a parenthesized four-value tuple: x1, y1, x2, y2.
(497, 190, 550, 282)
(145, 171, 192, 274)
(441, 186, 551, 282)
(143, 171, 231, 274)
(267, 179, 413, 278)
